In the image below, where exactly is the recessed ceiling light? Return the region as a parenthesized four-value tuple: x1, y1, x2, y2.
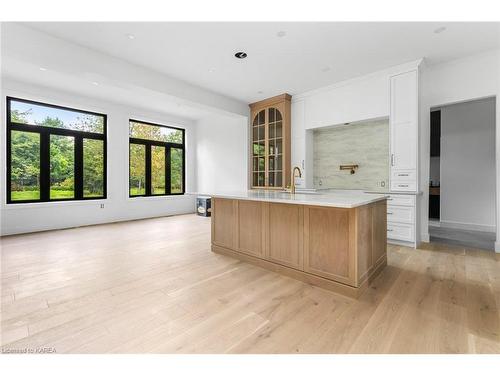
(434, 26, 447, 34)
(321, 66, 331, 73)
(39, 67, 47, 71)
(92, 81, 99, 86)
(126, 33, 135, 40)
(276, 31, 286, 38)
(234, 52, 247, 59)
(208, 68, 215, 73)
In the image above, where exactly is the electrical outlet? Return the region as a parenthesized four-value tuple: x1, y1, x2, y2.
(100, 204, 104, 209)
(381, 181, 386, 188)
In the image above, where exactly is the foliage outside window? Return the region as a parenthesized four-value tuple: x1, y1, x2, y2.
(7, 97, 106, 203)
(129, 120, 185, 197)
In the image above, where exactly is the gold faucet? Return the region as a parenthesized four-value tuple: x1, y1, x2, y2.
(290, 166, 302, 194)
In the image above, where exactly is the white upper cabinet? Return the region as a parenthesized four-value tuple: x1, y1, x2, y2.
(390, 70, 418, 191)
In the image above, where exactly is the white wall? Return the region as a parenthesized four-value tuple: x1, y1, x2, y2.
(1, 78, 198, 235)
(419, 50, 499, 248)
(291, 60, 422, 188)
(440, 98, 496, 232)
(195, 114, 248, 193)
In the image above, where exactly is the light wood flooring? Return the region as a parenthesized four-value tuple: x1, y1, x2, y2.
(1, 214, 499, 353)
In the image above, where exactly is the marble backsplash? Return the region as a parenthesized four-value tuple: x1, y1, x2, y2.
(313, 118, 389, 191)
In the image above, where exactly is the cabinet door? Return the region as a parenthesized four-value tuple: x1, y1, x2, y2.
(212, 198, 236, 248)
(267, 105, 285, 188)
(251, 110, 266, 187)
(303, 206, 356, 286)
(390, 70, 418, 171)
(237, 200, 265, 258)
(267, 203, 303, 270)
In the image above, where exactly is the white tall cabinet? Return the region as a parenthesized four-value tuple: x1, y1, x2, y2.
(388, 69, 419, 247)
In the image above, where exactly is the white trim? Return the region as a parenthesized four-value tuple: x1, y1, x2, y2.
(440, 220, 496, 233)
(420, 232, 430, 243)
(428, 220, 440, 228)
(495, 241, 500, 253)
(388, 238, 417, 249)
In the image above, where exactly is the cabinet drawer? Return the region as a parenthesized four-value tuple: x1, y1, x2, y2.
(386, 194, 415, 207)
(387, 222, 415, 242)
(387, 205, 415, 224)
(391, 181, 416, 192)
(391, 169, 416, 181)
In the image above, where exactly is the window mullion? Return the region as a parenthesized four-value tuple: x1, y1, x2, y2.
(166, 146, 172, 195)
(145, 144, 152, 196)
(74, 137, 84, 199)
(40, 131, 50, 201)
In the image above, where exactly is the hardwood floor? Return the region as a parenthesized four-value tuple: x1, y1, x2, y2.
(1, 214, 499, 353)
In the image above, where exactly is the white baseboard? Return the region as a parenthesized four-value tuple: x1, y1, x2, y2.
(428, 220, 440, 228)
(496, 241, 500, 254)
(439, 220, 496, 233)
(420, 232, 430, 243)
(388, 239, 416, 249)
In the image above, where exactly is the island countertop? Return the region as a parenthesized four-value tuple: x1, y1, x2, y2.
(197, 190, 387, 208)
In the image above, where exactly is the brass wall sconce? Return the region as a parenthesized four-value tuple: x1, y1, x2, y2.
(340, 164, 359, 174)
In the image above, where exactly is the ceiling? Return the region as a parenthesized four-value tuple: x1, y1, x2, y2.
(23, 22, 500, 103)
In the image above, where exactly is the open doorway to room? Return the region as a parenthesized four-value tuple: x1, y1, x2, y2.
(428, 97, 496, 251)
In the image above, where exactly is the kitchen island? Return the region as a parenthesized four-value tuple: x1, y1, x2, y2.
(209, 190, 388, 298)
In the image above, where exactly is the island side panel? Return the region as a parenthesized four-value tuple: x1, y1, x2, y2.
(356, 200, 388, 285)
(267, 203, 304, 270)
(212, 198, 237, 249)
(356, 204, 374, 284)
(236, 200, 265, 259)
(303, 205, 357, 287)
(372, 200, 388, 267)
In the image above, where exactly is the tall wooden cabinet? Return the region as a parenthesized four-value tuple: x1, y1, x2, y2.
(249, 94, 292, 189)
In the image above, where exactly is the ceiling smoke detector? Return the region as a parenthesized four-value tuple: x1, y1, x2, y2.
(434, 26, 447, 34)
(234, 52, 247, 59)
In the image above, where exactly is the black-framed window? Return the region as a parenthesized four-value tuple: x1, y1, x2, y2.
(129, 119, 185, 197)
(6, 97, 107, 204)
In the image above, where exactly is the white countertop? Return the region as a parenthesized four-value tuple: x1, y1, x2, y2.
(194, 190, 387, 208)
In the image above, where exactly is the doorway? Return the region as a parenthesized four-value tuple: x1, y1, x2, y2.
(428, 97, 496, 251)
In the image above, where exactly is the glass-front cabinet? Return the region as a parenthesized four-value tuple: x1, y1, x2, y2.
(250, 94, 291, 189)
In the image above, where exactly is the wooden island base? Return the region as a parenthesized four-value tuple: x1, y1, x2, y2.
(211, 197, 387, 298)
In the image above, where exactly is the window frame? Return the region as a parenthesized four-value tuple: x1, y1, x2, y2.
(128, 118, 185, 198)
(6, 96, 107, 204)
